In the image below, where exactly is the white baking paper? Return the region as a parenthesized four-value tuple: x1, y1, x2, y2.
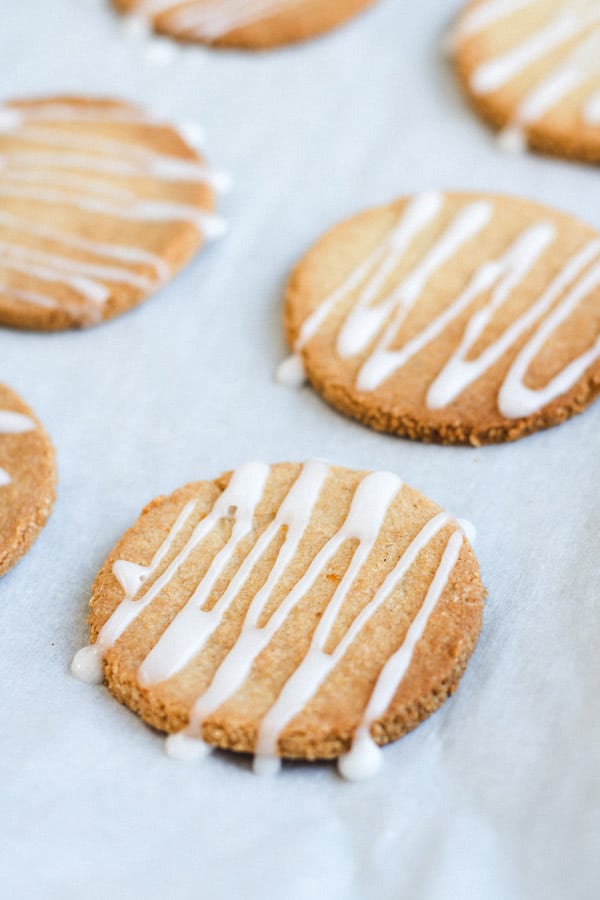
(0, 1, 598, 897)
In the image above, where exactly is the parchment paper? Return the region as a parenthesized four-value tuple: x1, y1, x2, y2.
(0, 1, 598, 897)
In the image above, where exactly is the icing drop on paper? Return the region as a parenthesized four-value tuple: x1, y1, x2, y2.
(165, 732, 212, 762)
(72, 461, 471, 778)
(0, 98, 228, 321)
(279, 193, 600, 419)
(70, 644, 104, 684)
(276, 353, 306, 388)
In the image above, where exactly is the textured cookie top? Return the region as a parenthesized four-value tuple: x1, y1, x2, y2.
(72, 461, 484, 779)
(451, 0, 600, 162)
(0, 95, 227, 330)
(279, 191, 600, 445)
(0, 383, 56, 577)
(114, 0, 378, 49)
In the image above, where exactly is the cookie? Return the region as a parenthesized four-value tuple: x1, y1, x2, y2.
(449, 0, 600, 162)
(0, 95, 228, 331)
(277, 191, 600, 445)
(0, 383, 56, 577)
(71, 461, 484, 779)
(114, 0, 379, 50)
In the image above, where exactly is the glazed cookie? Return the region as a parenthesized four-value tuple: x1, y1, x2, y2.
(113, 0, 378, 50)
(277, 191, 600, 445)
(71, 461, 484, 779)
(0, 383, 56, 577)
(449, 0, 600, 162)
(0, 95, 227, 330)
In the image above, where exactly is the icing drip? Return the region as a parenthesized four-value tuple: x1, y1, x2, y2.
(72, 462, 470, 778)
(451, 0, 600, 140)
(0, 99, 228, 318)
(135, 0, 302, 40)
(0, 409, 36, 487)
(165, 732, 212, 761)
(276, 353, 307, 388)
(279, 194, 600, 419)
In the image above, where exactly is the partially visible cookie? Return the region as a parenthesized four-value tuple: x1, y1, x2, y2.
(0, 95, 228, 331)
(0, 383, 56, 577)
(114, 0, 379, 50)
(450, 0, 600, 162)
(72, 461, 484, 779)
(277, 191, 600, 445)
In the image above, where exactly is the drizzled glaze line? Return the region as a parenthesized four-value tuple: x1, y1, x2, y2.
(453, 0, 541, 40)
(278, 194, 600, 419)
(451, 0, 600, 144)
(71, 498, 198, 684)
(176, 469, 403, 768)
(253, 510, 452, 775)
(72, 462, 468, 779)
(338, 530, 464, 781)
(0, 409, 36, 486)
(585, 90, 600, 121)
(0, 210, 170, 283)
(135, 0, 301, 40)
(0, 99, 227, 318)
(139, 460, 329, 685)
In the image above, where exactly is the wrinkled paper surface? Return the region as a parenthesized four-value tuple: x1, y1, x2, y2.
(1, 1, 598, 897)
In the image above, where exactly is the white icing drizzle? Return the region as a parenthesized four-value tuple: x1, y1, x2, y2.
(139, 460, 328, 685)
(72, 462, 470, 779)
(0, 409, 36, 487)
(71, 497, 198, 685)
(452, 0, 600, 143)
(0, 285, 57, 309)
(425, 222, 556, 408)
(253, 508, 452, 775)
(499, 246, 600, 416)
(0, 210, 170, 283)
(0, 409, 36, 433)
(453, 0, 542, 41)
(338, 531, 464, 781)
(0, 98, 228, 318)
(279, 194, 600, 419)
(355, 200, 493, 391)
(134, 0, 301, 40)
(584, 89, 600, 121)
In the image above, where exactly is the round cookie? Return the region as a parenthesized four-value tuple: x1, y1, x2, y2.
(449, 0, 600, 162)
(113, 0, 379, 50)
(0, 383, 56, 577)
(71, 461, 485, 779)
(277, 191, 600, 445)
(0, 95, 227, 331)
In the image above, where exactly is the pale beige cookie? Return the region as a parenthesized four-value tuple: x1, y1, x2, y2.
(277, 191, 600, 445)
(0, 383, 56, 577)
(450, 0, 600, 162)
(71, 461, 485, 779)
(113, 0, 379, 50)
(0, 95, 227, 331)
